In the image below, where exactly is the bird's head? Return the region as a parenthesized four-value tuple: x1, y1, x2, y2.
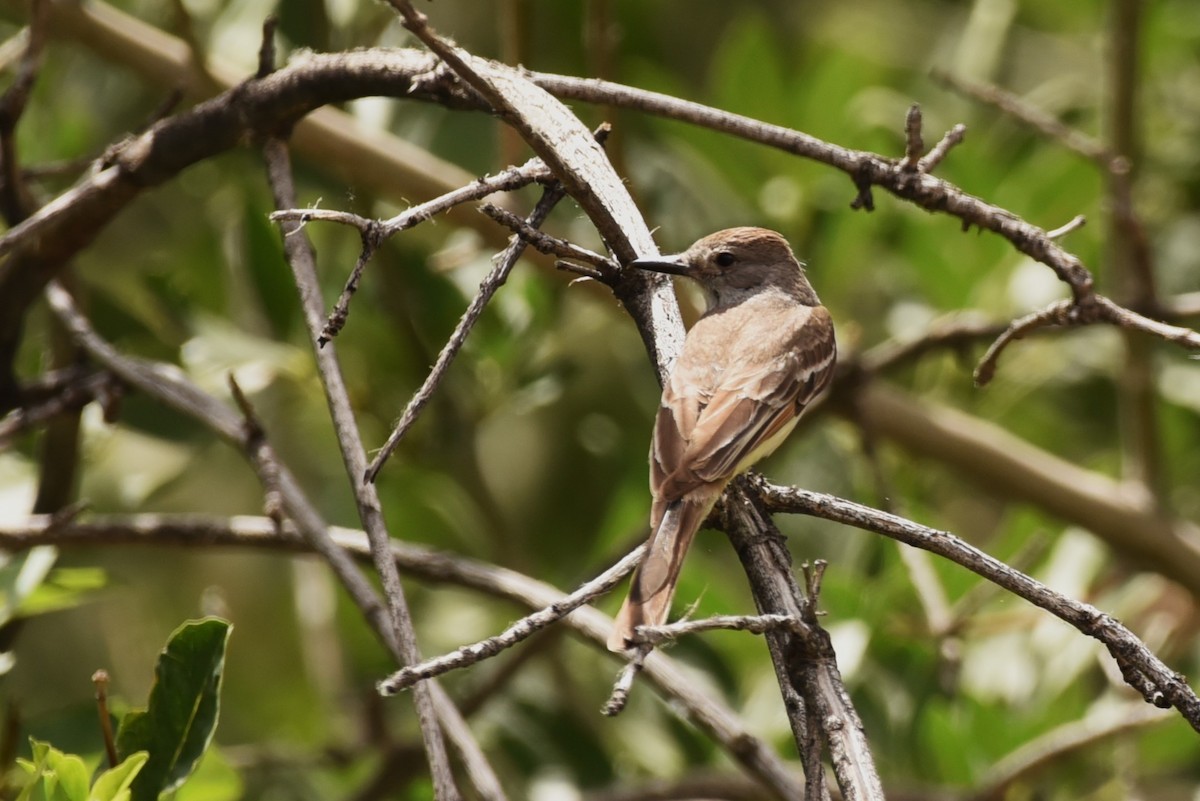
(631, 227, 818, 308)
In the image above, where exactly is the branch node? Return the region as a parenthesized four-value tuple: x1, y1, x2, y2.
(321, 226, 381, 344)
(849, 172, 875, 212)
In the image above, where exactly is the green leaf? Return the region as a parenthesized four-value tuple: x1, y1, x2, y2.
(17, 567, 107, 617)
(0, 547, 59, 628)
(172, 748, 242, 801)
(116, 618, 232, 801)
(17, 739, 90, 801)
(89, 753, 149, 801)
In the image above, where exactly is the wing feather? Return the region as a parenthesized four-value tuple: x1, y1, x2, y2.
(652, 303, 835, 501)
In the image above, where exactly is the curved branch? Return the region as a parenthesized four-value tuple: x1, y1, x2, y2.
(757, 479, 1200, 732)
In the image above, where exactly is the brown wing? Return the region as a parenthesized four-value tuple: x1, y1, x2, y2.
(651, 304, 836, 503)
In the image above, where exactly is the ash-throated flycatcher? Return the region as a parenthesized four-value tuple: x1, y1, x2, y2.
(608, 227, 837, 653)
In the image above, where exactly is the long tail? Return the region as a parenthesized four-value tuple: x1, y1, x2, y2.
(607, 498, 712, 652)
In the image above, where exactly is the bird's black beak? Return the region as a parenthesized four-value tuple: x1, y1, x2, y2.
(630, 253, 690, 277)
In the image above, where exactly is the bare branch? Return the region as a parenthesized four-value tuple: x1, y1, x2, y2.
(844, 380, 1200, 597)
(227, 374, 284, 529)
(0, 0, 48, 225)
(1046, 214, 1087, 239)
(380, 545, 643, 694)
(264, 139, 470, 801)
(480, 203, 619, 279)
(530, 70, 1097, 301)
(856, 314, 1006, 375)
(634, 613, 811, 645)
(601, 648, 647, 717)
(758, 479, 1200, 731)
(365, 183, 567, 482)
(270, 158, 552, 343)
(974, 300, 1073, 387)
(975, 295, 1200, 386)
(0, 368, 118, 447)
(256, 14, 277, 79)
(917, 123, 966, 174)
(723, 481, 882, 800)
(899, 103, 924, 171)
(0, 512, 805, 801)
(931, 68, 1115, 169)
(970, 703, 1170, 801)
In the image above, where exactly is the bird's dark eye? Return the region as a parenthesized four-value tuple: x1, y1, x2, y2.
(714, 251, 736, 267)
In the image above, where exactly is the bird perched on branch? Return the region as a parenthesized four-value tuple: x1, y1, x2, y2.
(608, 227, 837, 653)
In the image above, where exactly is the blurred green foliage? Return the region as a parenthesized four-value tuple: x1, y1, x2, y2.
(2, 0, 1200, 799)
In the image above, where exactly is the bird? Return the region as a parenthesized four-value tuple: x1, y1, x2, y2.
(607, 227, 837, 653)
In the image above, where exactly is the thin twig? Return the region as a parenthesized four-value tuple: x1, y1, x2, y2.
(270, 158, 552, 343)
(256, 14, 278, 79)
(602, 647, 648, 717)
(758, 480, 1200, 732)
(480, 203, 619, 279)
(975, 294, 1200, 386)
(931, 68, 1116, 169)
(320, 230, 380, 344)
(227, 374, 284, 529)
(1046, 214, 1086, 239)
(900, 103, 924, 171)
(379, 544, 643, 694)
(0, 512, 804, 800)
(917, 123, 967, 174)
(974, 300, 1073, 386)
(0, 369, 119, 447)
(634, 613, 809, 645)
(92, 669, 118, 769)
(264, 139, 470, 801)
(857, 314, 1006, 375)
(365, 183, 567, 482)
(0, 0, 48, 225)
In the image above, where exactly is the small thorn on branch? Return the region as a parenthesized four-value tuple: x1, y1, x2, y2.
(256, 15, 279, 78)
